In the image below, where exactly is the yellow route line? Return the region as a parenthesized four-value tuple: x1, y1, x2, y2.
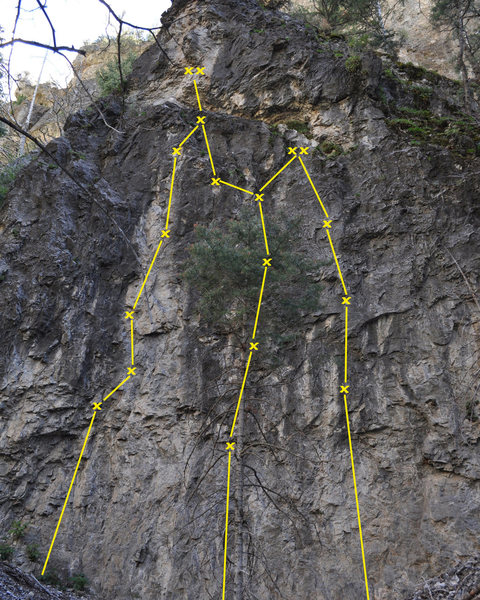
(344, 306, 348, 383)
(222, 450, 233, 600)
(343, 393, 371, 600)
(298, 156, 330, 219)
(193, 79, 203, 112)
(41, 411, 97, 575)
(229, 352, 253, 437)
(258, 203, 270, 255)
(179, 125, 199, 148)
(165, 156, 177, 230)
(130, 319, 134, 366)
(201, 124, 216, 176)
(325, 229, 348, 296)
(259, 155, 296, 192)
(219, 180, 254, 195)
(132, 240, 163, 310)
(102, 375, 131, 402)
(133, 154, 176, 310)
(252, 267, 268, 340)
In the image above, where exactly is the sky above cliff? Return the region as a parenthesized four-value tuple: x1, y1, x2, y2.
(1, 0, 172, 95)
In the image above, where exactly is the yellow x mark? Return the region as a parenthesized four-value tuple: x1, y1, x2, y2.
(161, 229, 170, 238)
(172, 147, 181, 156)
(196, 67, 205, 75)
(323, 220, 332, 228)
(127, 367, 136, 376)
(300, 147, 309, 154)
(263, 258, 272, 266)
(226, 442, 235, 450)
(125, 311, 134, 320)
(184, 67, 194, 75)
(288, 147, 297, 155)
(340, 385, 349, 394)
(255, 194, 264, 202)
(211, 178, 221, 186)
(342, 296, 351, 305)
(196, 116, 206, 124)
(93, 402, 102, 411)
(249, 342, 259, 351)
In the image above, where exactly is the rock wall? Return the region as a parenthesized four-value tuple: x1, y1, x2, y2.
(1, 1, 479, 599)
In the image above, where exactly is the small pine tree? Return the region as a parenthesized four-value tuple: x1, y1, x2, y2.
(295, 0, 397, 52)
(182, 206, 330, 600)
(183, 206, 324, 341)
(96, 51, 138, 96)
(310, 0, 376, 30)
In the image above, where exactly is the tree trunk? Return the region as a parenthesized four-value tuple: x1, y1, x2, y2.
(234, 372, 245, 600)
(457, 11, 472, 114)
(376, 0, 387, 40)
(19, 51, 47, 156)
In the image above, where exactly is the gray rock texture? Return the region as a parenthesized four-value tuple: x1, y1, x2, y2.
(1, 1, 479, 599)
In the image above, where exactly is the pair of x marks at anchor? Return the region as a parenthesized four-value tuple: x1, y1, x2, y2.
(288, 146, 309, 155)
(184, 67, 205, 75)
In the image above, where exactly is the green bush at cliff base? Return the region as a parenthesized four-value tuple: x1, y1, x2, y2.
(183, 206, 324, 336)
(70, 573, 88, 591)
(39, 570, 64, 589)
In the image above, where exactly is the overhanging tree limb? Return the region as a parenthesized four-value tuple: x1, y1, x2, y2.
(35, 0, 57, 49)
(97, 0, 173, 63)
(0, 38, 86, 55)
(58, 51, 124, 134)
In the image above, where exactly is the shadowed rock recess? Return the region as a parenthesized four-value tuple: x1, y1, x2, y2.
(1, 0, 480, 599)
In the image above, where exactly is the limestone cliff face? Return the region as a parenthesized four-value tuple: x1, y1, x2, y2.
(1, 1, 480, 599)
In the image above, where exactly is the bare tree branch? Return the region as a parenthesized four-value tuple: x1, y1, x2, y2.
(35, 0, 57, 49)
(0, 38, 86, 55)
